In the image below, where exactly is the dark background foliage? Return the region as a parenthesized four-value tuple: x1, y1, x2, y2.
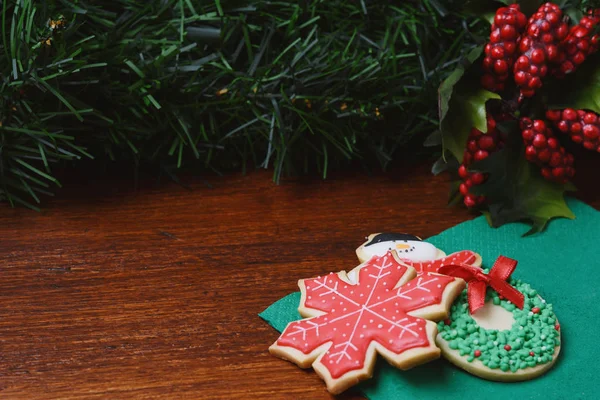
(0, 0, 487, 208)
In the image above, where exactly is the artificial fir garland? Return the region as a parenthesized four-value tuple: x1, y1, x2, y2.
(3, 0, 599, 234)
(0, 0, 485, 209)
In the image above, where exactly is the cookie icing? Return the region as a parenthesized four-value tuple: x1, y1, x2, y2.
(436, 270, 561, 380)
(356, 233, 442, 263)
(269, 252, 465, 394)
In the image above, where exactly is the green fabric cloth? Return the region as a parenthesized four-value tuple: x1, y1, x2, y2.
(259, 198, 598, 400)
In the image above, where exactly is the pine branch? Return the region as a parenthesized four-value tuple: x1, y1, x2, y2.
(0, 0, 485, 207)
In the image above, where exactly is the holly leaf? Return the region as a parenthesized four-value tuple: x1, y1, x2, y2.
(439, 45, 500, 162)
(563, 6, 584, 25)
(424, 130, 442, 147)
(513, 0, 544, 16)
(462, 0, 500, 24)
(545, 53, 600, 114)
(468, 136, 574, 235)
(448, 180, 463, 207)
(438, 46, 484, 121)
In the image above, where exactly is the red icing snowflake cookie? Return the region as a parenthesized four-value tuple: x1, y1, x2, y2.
(269, 251, 466, 394)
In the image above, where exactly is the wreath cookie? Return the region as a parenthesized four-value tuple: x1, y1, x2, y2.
(436, 257, 561, 381)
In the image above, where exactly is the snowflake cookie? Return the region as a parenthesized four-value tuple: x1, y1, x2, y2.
(269, 251, 466, 394)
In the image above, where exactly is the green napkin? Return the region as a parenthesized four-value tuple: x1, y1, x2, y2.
(260, 198, 598, 400)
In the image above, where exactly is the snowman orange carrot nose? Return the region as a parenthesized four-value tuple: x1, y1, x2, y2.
(395, 243, 411, 250)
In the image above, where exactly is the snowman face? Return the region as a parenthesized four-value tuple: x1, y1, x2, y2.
(361, 239, 439, 262)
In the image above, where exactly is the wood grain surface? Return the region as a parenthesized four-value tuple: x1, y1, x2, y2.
(0, 159, 598, 400)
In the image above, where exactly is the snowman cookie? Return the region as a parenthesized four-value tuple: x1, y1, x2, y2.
(356, 233, 446, 264)
(353, 233, 480, 284)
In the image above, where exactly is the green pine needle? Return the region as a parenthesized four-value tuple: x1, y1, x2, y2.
(0, 0, 486, 208)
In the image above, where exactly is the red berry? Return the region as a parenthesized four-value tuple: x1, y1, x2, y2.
(491, 47, 504, 59)
(557, 121, 569, 132)
(464, 194, 477, 208)
(514, 71, 527, 85)
(501, 24, 517, 40)
(584, 113, 598, 124)
(516, 56, 529, 68)
(467, 139, 478, 153)
(550, 152, 562, 166)
(478, 135, 496, 150)
(505, 42, 516, 55)
(474, 150, 489, 161)
(538, 149, 551, 162)
(563, 108, 577, 121)
(471, 172, 485, 185)
(522, 129, 534, 141)
(532, 307, 540, 314)
(546, 110, 561, 121)
(474, 350, 482, 357)
(533, 120, 546, 131)
(571, 122, 582, 133)
(504, 345, 512, 351)
(529, 76, 542, 89)
(494, 60, 508, 74)
(533, 134, 547, 148)
(553, 167, 565, 178)
(530, 351, 535, 356)
(546, 44, 559, 61)
(531, 48, 545, 64)
(584, 124, 599, 139)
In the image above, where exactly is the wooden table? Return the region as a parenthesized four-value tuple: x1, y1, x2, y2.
(1, 160, 598, 399)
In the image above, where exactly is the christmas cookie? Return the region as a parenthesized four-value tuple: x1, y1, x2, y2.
(353, 233, 482, 283)
(269, 251, 466, 394)
(356, 233, 446, 264)
(436, 256, 561, 381)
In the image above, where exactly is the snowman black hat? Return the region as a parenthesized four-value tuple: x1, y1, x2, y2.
(364, 233, 423, 247)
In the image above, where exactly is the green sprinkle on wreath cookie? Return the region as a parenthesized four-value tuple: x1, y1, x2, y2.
(436, 257, 560, 381)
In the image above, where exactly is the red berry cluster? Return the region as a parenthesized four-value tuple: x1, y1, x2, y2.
(482, 4, 527, 92)
(520, 118, 575, 183)
(546, 109, 600, 152)
(455, 4, 600, 208)
(458, 116, 505, 208)
(552, 10, 600, 77)
(514, 2, 569, 98)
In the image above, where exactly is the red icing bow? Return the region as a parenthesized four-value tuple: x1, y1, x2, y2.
(438, 255, 524, 314)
